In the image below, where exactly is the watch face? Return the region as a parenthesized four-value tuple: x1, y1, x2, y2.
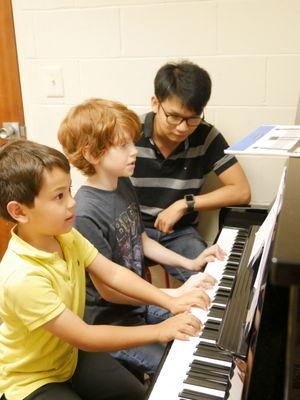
(185, 194, 194, 201)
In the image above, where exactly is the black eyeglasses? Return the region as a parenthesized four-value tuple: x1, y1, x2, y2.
(159, 103, 203, 127)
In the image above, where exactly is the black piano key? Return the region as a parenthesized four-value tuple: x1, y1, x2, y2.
(184, 376, 228, 392)
(209, 306, 225, 319)
(236, 235, 247, 240)
(190, 360, 233, 376)
(188, 365, 233, 383)
(204, 320, 221, 330)
(227, 256, 240, 263)
(222, 270, 235, 278)
(213, 295, 227, 305)
(188, 367, 229, 384)
(196, 342, 227, 353)
(197, 341, 221, 350)
(187, 370, 229, 385)
(234, 241, 246, 247)
(226, 260, 239, 266)
(221, 273, 234, 280)
(219, 279, 233, 289)
(223, 265, 238, 272)
(223, 265, 237, 272)
(179, 388, 223, 400)
(234, 235, 246, 241)
(196, 341, 231, 355)
(194, 348, 233, 363)
(215, 288, 230, 296)
(231, 243, 244, 249)
(236, 230, 248, 235)
(229, 251, 242, 257)
(201, 329, 219, 341)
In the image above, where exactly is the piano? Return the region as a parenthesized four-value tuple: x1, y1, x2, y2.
(147, 157, 300, 400)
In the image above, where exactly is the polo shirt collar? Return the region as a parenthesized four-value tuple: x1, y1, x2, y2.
(8, 226, 75, 260)
(143, 112, 155, 138)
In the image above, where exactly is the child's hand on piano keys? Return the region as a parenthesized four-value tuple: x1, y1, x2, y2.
(185, 244, 227, 271)
(168, 289, 211, 315)
(156, 311, 202, 342)
(178, 272, 216, 294)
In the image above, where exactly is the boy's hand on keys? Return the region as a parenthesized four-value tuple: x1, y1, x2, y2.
(186, 244, 227, 271)
(168, 288, 211, 315)
(156, 311, 202, 343)
(178, 272, 216, 294)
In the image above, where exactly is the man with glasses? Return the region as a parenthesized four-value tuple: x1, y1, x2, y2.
(131, 60, 251, 282)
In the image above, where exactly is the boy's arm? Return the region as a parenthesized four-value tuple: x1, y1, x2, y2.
(87, 253, 210, 314)
(141, 232, 226, 272)
(43, 307, 201, 352)
(91, 279, 143, 305)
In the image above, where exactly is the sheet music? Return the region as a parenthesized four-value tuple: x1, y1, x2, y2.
(252, 126, 300, 153)
(225, 125, 300, 157)
(245, 167, 286, 332)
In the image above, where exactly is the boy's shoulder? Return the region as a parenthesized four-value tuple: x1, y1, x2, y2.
(0, 234, 47, 291)
(75, 178, 134, 205)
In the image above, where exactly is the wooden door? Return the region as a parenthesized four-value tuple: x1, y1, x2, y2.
(0, 0, 25, 259)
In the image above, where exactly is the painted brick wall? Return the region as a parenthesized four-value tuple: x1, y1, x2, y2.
(12, 0, 300, 203)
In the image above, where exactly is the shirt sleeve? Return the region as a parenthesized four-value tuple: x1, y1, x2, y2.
(204, 130, 238, 176)
(4, 272, 66, 332)
(130, 180, 145, 234)
(74, 217, 112, 260)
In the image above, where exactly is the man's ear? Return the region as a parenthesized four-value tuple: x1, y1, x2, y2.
(151, 96, 159, 114)
(6, 201, 29, 224)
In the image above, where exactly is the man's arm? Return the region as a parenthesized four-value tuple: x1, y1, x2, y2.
(194, 163, 251, 210)
(154, 163, 251, 233)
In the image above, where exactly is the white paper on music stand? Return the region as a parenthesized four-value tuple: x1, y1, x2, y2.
(245, 167, 286, 334)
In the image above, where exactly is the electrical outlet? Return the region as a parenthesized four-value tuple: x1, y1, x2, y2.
(42, 66, 64, 98)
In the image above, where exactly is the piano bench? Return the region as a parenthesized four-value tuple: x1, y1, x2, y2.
(145, 264, 171, 288)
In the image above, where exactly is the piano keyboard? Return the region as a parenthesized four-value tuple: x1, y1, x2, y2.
(148, 227, 249, 400)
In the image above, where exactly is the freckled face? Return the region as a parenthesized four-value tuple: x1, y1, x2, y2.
(99, 134, 138, 179)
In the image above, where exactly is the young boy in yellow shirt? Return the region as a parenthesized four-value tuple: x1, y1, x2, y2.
(0, 139, 208, 400)
(58, 98, 225, 378)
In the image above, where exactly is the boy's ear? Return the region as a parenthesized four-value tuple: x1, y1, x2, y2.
(151, 96, 159, 114)
(6, 201, 29, 224)
(82, 145, 101, 165)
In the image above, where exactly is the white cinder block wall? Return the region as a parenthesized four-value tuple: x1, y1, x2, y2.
(12, 0, 300, 204)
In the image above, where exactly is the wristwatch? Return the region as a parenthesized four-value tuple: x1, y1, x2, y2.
(184, 194, 195, 213)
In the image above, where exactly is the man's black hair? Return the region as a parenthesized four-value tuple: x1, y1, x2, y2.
(154, 60, 212, 114)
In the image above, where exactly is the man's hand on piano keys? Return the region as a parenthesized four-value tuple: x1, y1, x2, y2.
(156, 311, 202, 343)
(168, 289, 211, 315)
(184, 244, 227, 271)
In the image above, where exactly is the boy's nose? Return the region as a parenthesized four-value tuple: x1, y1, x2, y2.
(68, 195, 76, 209)
(131, 144, 138, 156)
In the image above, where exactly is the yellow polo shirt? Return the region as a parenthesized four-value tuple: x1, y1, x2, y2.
(0, 228, 98, 400)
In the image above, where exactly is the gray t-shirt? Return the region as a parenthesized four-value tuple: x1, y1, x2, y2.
(74, 177, 146, 326)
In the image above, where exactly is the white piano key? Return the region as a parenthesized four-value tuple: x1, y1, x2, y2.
(182, 383, 225, 398)
(193, 355, 233, 368)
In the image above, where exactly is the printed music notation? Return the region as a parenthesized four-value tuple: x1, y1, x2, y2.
(225, 125, 300, 157)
